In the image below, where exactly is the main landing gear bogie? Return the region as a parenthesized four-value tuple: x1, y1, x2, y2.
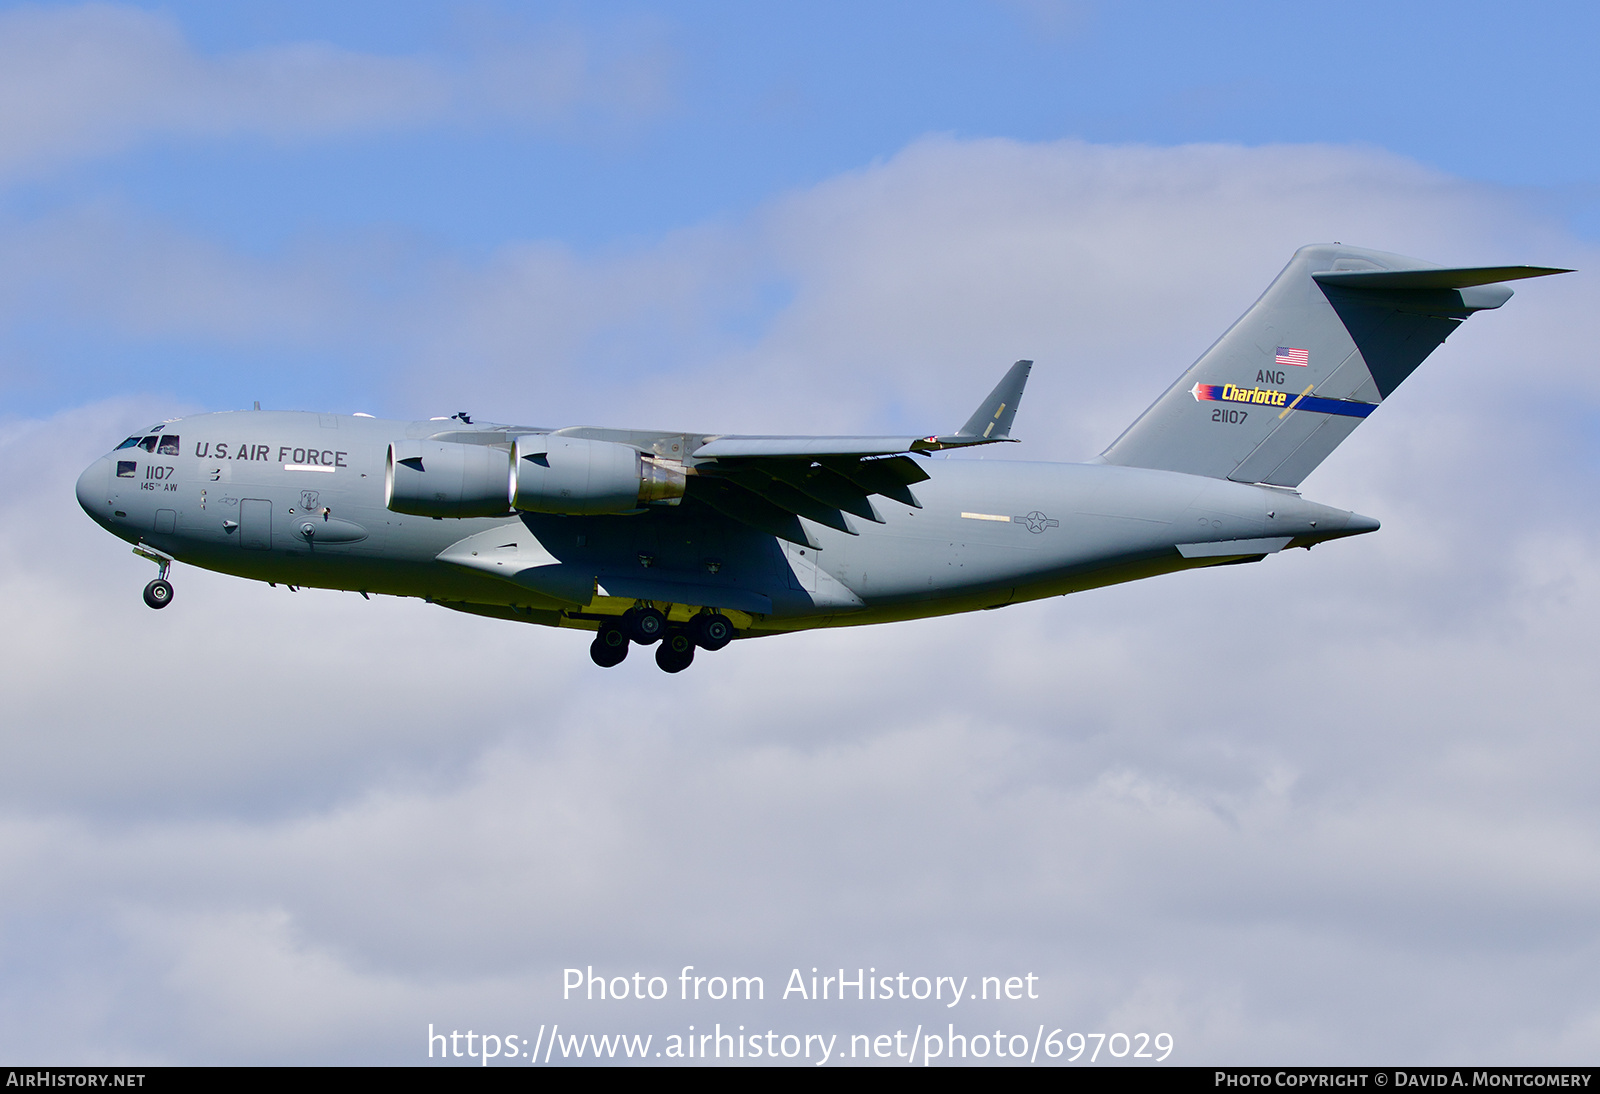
(622, 606, 666, 645)
(655, 629, 695, 673)
(589, 623, 629, 668)
(688, 612, 733, 651)
(591, 608, 735, 671)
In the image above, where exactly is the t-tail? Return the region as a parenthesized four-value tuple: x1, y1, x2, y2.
(1097, 244, 1570, 486)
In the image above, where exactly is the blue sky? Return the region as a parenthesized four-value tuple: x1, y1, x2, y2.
(3, 1, 1599, 1067)
(16, 1, 1600, 258)
(3, 1, 1596, 422)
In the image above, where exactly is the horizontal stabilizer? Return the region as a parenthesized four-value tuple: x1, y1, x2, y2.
(1313, 266, 1572, 290)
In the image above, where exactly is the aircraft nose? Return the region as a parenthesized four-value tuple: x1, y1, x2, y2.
(76, 458, 108, 520)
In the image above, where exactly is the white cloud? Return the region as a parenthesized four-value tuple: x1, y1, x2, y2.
(1, 139, 1598, 1063)
(0, 3, 674, 181)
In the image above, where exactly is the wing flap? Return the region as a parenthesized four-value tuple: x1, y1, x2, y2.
(760, 462, 885, 523)
(682, 359, 1025, 539)
(689, 477, 823, 549)
(695, 435, 924, 459)
(703, 466, 857, 535)
(824, 455, 927, 508)
(693, 433, 1005, 459)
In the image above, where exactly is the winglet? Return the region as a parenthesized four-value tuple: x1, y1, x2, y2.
(957, 359, 1032, 440)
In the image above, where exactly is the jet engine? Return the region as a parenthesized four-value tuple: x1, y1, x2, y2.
(511, 435, 686, 515)
(385, 440, 512, 518)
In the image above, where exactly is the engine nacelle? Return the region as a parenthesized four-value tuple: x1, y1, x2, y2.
(511, 435, 685, 515)
(385, 440, 512, 518)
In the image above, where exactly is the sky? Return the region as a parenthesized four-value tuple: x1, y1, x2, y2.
(1, 0, 1598, 1067)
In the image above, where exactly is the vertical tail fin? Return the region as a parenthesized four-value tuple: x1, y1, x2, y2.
(1098, 244, 1569, 486)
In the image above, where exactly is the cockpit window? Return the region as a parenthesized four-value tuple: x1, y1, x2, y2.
(116, 461, 137, 478)
(114, 434, 179, 454)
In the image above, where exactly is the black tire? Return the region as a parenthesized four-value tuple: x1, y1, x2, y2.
(623, 606, 666, 644)
(689, 613, 733, 650)
(655, 632, 695, 673)
(590, 625, 629, 668)
(143, 579, 174, 610)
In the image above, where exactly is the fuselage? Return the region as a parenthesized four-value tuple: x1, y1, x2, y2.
(76, 410, 1378, 638)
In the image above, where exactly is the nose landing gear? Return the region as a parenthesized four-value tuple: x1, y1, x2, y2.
(143, 579, 174, 609)
(134, 544, 175, 610)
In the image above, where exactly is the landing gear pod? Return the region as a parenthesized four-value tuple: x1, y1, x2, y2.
(511, 435, 686, 515)
(385, 441, 513, 518)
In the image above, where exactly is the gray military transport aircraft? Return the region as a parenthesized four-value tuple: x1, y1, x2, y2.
(77, 244, 1568, 672)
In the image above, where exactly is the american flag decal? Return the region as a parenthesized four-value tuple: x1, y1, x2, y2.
(1276, 346, 1309, 368)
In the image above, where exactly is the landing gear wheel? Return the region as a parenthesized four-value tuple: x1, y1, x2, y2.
(143, 578, 174, 610)
(590, 624, 629, 668)
(623, 606, 666, 645)
(655, 630, 695, 673)
(689, 613, 733, 650)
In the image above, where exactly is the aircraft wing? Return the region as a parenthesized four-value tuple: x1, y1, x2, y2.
(694, 434, 993, 458)
(684, 359, 1032, 549)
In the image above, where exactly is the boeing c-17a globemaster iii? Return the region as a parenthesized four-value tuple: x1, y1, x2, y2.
(76, 245, 1569, 672)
